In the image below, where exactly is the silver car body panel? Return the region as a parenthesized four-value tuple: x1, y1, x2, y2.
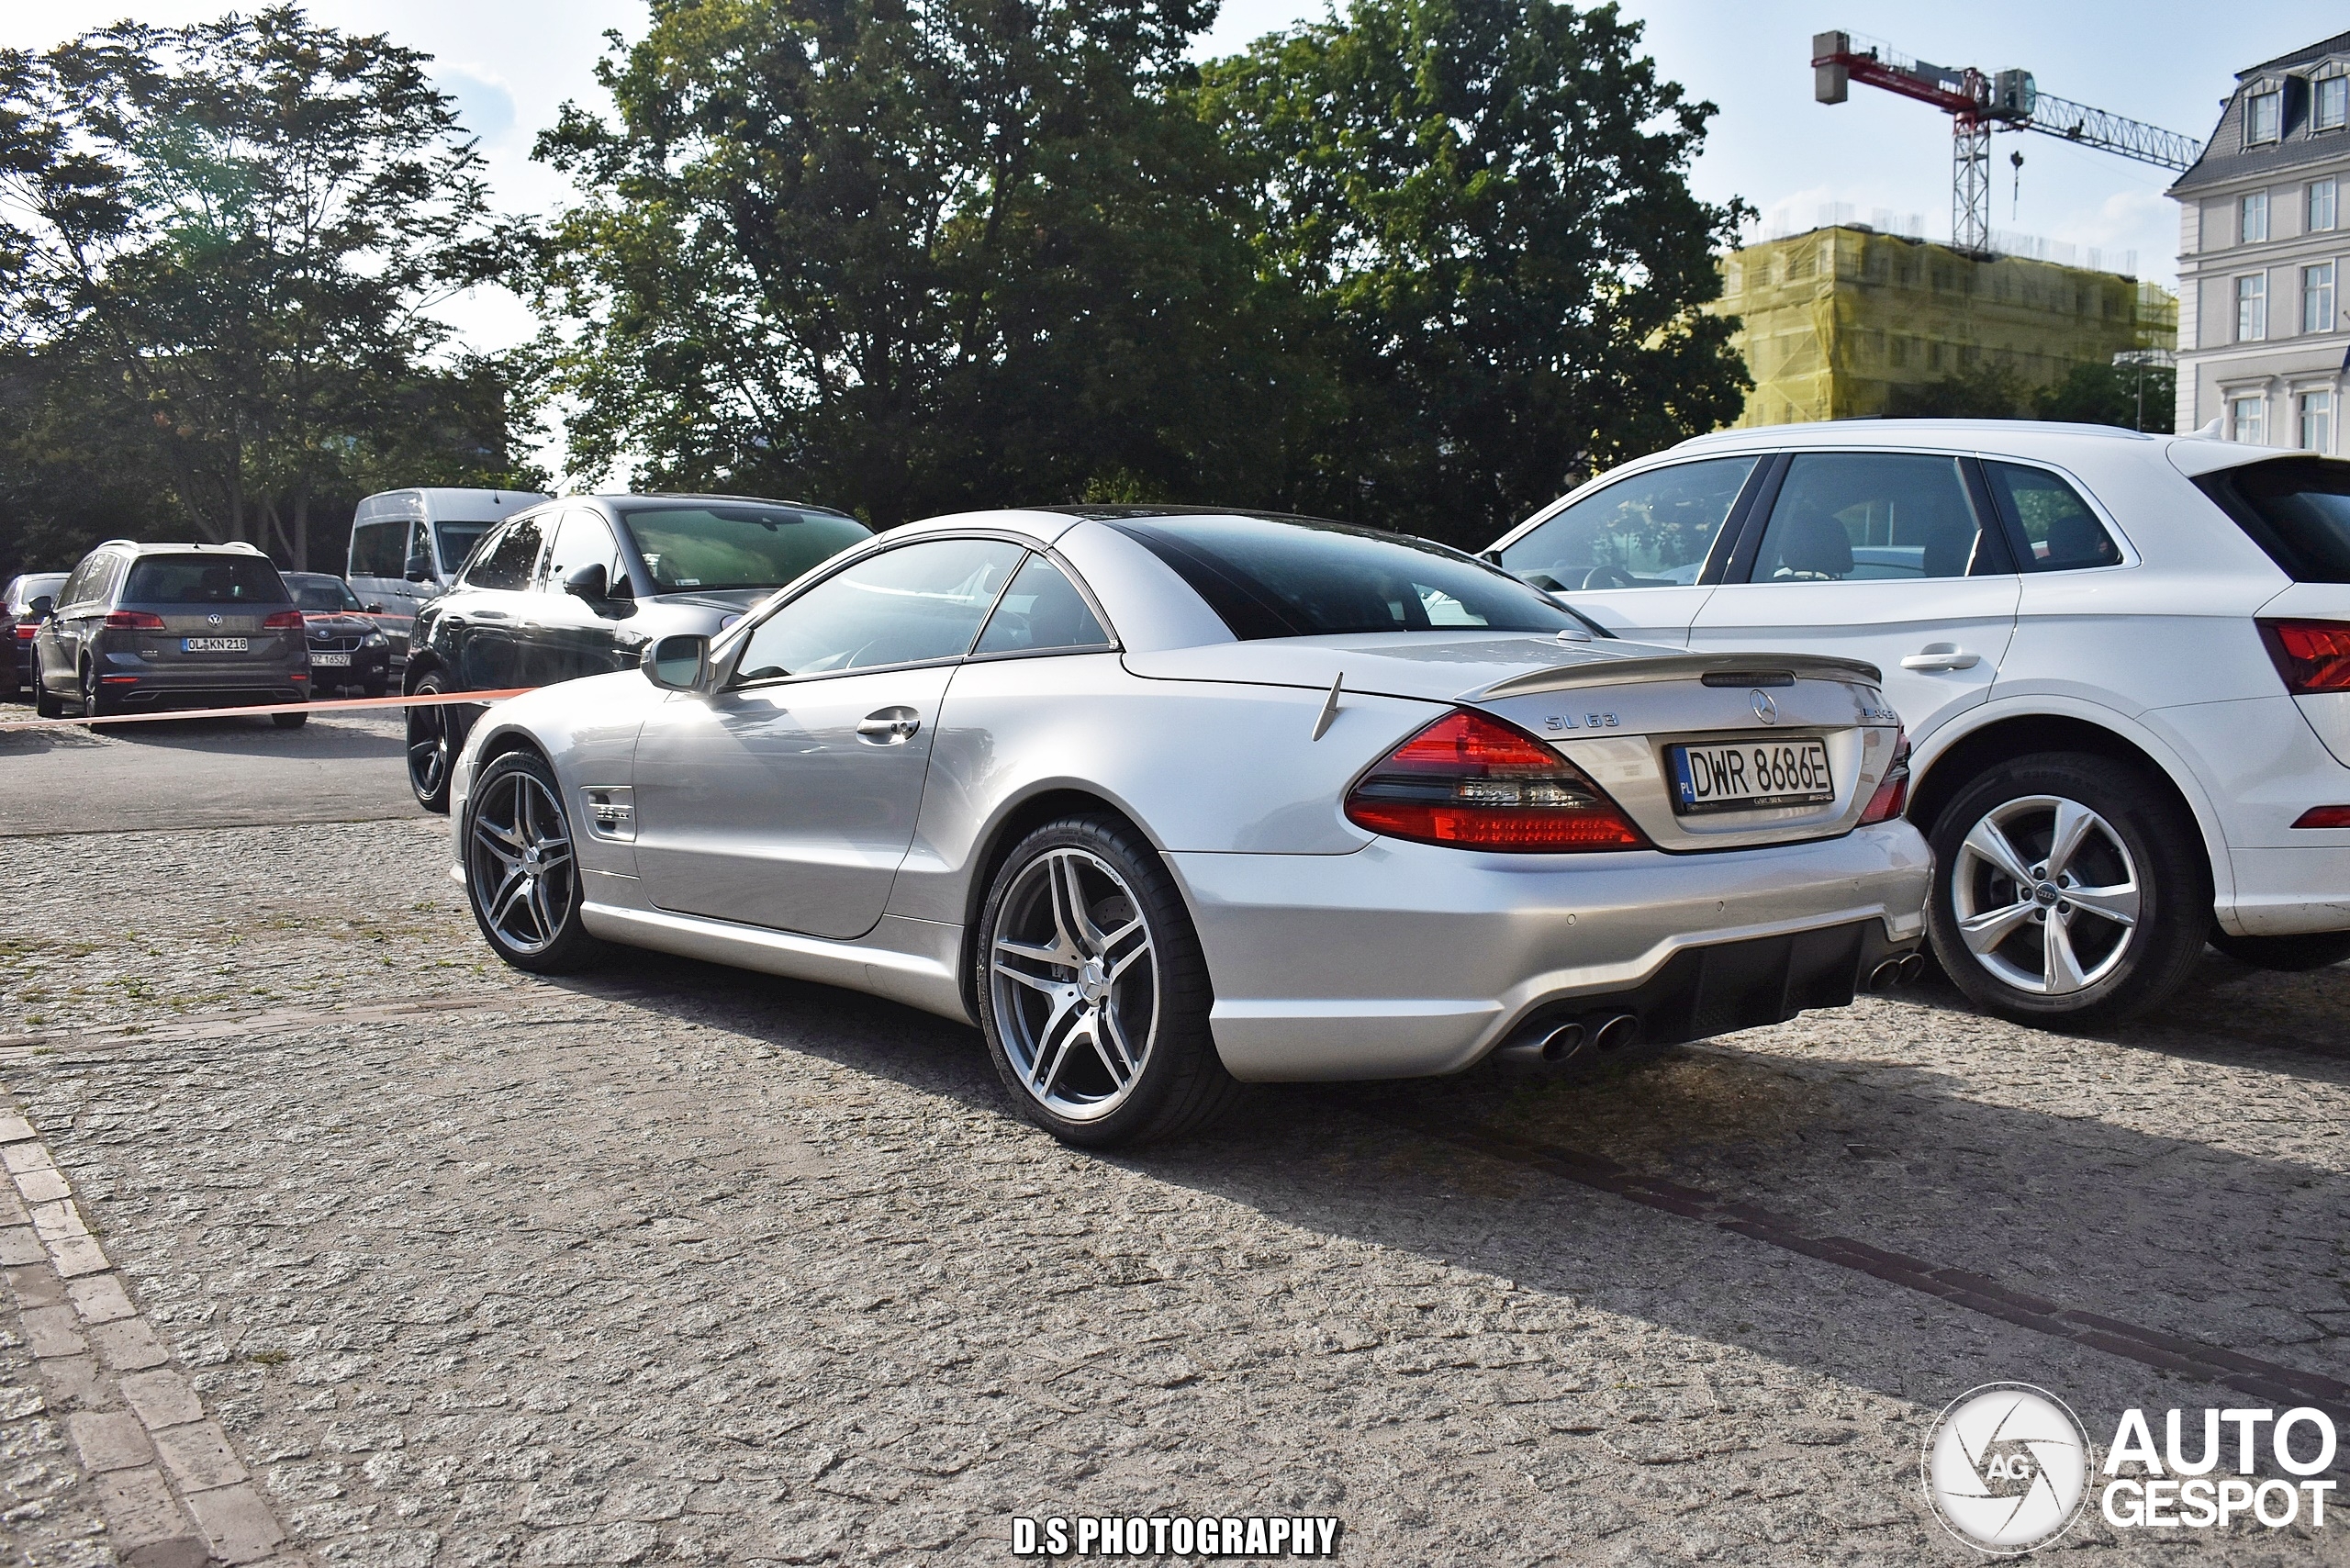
(451, 510, 1932, 1080)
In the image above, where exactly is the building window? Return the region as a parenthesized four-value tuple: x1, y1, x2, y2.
(2306, 262, 2336, 333)
(2238, 273, 2268, 341)
(2246, 89, 2282, 145)
(2312, 179, 2339, 232)
(2300, 391, 2335, 453)
(2241, 190, 2269, 243)
(2317, 71, 2349, 132)
(2231, 393, 2267, 444)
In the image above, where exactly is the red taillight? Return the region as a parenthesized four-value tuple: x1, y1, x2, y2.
(1860, 728, 1911, 825)
(2293, 806, 2350, 828)
(105, 610, 166, 630)
(12, 623, 33, 640)
(1344, 709, 1650, 852)
(2259, 620, 2350, 694)
(263, 609, 304, 631)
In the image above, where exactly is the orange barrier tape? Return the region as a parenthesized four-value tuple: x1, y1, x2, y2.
(0, 687, 534, 734)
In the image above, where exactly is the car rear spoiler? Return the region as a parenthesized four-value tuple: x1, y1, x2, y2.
(1473, 650, 1884, 701)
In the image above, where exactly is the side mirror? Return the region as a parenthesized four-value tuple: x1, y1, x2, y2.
(28, 595, 55, 622)
(643, 633, 710, 692)
(563, 562, 608, 601)
(403, 554, 434, 583)
(364, 602, 385, 614)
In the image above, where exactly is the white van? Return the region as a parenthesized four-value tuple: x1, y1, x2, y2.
(347, 487, 552, 653)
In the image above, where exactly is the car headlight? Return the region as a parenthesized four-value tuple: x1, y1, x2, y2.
(362, 629, 387, 647)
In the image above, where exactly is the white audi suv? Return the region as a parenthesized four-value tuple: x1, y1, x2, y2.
(1487, 420, 2350, 1025)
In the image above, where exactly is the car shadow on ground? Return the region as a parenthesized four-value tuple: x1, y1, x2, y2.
(536, 945, 2350, 1449)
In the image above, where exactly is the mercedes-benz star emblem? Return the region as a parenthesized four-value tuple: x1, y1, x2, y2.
(1751, 689, 1778, 725)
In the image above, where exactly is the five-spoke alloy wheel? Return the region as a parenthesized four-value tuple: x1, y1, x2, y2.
(463, 750, 604, 972)
(1927, 753, 2208, 1026)
(978, 814, 1239, 1147)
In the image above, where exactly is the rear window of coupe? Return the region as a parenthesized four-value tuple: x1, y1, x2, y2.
(1106, 514, 1582, 640)
(2204, 458, 2350, 583)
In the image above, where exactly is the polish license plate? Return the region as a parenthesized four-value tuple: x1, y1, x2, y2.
(311, 653, 351, 666)
(182, 636, 248, 653)
(1669, 737, 1834, 814)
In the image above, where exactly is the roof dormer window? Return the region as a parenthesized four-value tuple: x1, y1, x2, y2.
(2245, 84, 2283, 145)
(2315, 63, 2348, 132)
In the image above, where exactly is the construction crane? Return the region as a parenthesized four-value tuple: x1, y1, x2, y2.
(1811, 30, 2204, 255)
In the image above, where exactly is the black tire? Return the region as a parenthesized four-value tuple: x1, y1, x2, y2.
(272, 710, 308, 729)
(976, 813, 1243, 1148)
(1926, 752, 2210, 1027)
(461, 749, 607, 973)
(2209, 929, 2350, 972)
(79, 662, 113, 720)
(406, 667, 457, 813)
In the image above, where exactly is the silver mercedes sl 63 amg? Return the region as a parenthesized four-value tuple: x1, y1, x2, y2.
(447, 506, 1931, 1146)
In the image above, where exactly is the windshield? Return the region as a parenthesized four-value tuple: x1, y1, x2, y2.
(1105, 513, 1583, 640)
(434, 522, 494, 574)
(122, 555, 289, 604)
(2203, 458, 2350, 583)
(619, 503, 873, 592)
(285, 575, 362, 611)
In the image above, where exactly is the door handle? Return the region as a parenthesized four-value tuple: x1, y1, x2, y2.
(474, 610, 509, 621)
(856, 709, 922, 744)
(1900, 644, 1981, 671)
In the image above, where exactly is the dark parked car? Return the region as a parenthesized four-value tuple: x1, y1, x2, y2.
(283, 572, 395, 697)
(4, 572, 68, 702)
(403, 493, 870, 809)
(31, 542, 309, 727)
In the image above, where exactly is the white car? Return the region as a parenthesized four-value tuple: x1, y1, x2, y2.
(1487, 420, 2350, 1025)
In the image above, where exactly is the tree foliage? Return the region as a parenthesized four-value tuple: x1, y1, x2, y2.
(538, 0, 1747, 545)
(533, 0, 1287, 529)
(0, 8, 541, 577)
(1884, 360, 2178, 432)
(1196, 0, 1751, 544)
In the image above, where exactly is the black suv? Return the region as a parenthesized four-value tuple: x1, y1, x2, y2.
(403, 494, 870, 809)
(31, 542, 310, 726)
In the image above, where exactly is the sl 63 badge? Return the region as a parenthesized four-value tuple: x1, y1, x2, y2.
(1544, 712, 1619, 732)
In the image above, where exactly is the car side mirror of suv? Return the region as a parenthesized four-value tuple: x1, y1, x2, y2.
(28, 595, 54, 622)
(563, 562, 608, 601)
(403, 554, 434, 582)
(364, 601, 386, 614)
(643, 633, 710, 692)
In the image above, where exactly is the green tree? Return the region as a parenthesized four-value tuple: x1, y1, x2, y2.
(2035, 361, 2177, 432)
(1198, 0, 1751, 547)
(0, 8, 539, 574)
(1883, 362, 2033, 420)
(533, 0, 1285, 526)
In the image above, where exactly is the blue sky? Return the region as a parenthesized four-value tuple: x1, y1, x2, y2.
(16, 1, 2347, 354)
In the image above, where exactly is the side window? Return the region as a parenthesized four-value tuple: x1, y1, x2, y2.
(971, 554, 1113, 656)
(350, 521, 407, 578)
(735, 538, 1024, 682)
(462, 517, 546, 592)
(59, 560, 93, 609)
(1747, 454, 1995, 582)
(541, 510, 626, 592)
(1497, 457, 1758, 591)
(1982, 462, 2124, 572)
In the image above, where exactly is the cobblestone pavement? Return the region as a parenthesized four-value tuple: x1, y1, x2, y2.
(0, 817, 2345, 1565)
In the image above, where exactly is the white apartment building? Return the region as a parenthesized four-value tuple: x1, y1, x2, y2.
(2172, 29, 2350, 450)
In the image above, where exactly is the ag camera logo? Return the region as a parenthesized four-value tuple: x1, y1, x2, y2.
(1921, 1383, 2092, 1554)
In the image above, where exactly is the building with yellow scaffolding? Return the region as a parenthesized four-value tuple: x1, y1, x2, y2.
(1711, 226, 2178, 427)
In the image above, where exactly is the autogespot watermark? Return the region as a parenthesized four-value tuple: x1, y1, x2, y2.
(1921, 1383, 2340, 1554)
(1009, 1516, 1341, 1559)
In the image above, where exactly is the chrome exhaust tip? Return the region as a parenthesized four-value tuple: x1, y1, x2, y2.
(1868, 958, 1907, 991)
(1494, 1019, 1586, 1067)
(1590, 1013, 1641, 1053)
(1898, 951, 1928, 986)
